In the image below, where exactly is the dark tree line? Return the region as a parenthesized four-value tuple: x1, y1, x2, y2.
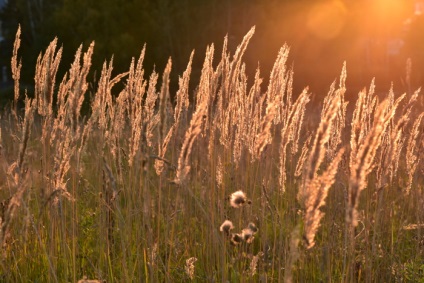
(0, 0, 422, 102)
(1, 0, 265, 93)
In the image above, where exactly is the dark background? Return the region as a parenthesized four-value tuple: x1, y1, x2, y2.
(0, 0, 423, 103)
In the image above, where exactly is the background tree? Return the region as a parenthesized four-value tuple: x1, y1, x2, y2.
(0, 0, 419, 104)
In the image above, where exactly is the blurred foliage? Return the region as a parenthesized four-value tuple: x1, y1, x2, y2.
(0, 0, 422, 101)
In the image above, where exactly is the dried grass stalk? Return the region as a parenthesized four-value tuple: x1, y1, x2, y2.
(17, 96, 35, 173)
(284, 225, 301, 283)
(217, 28, 255, 151)
(303, 148, 344, 248)
(174, 99, 207, 184)
(298, 93, 340, 204)
(323, 63, 348, 160)
(11, 25, 22, 114)
(295, 136, 312, 177)
(185, 257, 197, 280)
(34, 38, 62, 116)
(375, 89, 415, 187)
(297, 89, 343, 248)
(127, 47, 147, 166)
(279, 88, 310, 192)
(347, 97, 398, 227)
(255, 45, 291, 158)
(144, 71, 159, 148)
(406, 112, 424, 194)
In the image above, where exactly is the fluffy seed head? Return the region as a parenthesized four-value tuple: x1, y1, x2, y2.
(242, 228, 255, 243)
(248, 222, 258, 234)
(219, 220, 234, 236)
(230, 233, 243, 246)
(230, 190, 247, 208)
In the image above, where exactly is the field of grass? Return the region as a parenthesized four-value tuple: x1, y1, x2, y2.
(1, 26, 424, 282)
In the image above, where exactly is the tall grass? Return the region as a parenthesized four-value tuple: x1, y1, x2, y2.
(0, 26, 423, 282)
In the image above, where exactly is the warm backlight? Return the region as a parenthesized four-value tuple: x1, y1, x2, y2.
(306, 0, 347, 40)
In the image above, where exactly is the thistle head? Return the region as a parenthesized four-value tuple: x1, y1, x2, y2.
(230, 190, 249, 208)
(242, 222, 258, 244)
(242, 228, 254, 243)
(219, 220, 234, 236)
(248, 222, 258, 234)
(230, 233, 243, 246)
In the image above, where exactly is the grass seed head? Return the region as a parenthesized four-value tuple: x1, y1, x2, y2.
(185, 257, 197, 280)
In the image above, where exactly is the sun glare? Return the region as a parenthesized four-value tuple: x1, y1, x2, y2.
(306, 0, 347, 40)
(306, 0, 411, 40)
(374, 0, 405, 17)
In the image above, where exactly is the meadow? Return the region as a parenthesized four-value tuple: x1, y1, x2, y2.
(0, 26, 423, 282)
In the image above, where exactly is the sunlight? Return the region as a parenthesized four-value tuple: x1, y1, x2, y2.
(373, 0, 405, 18)
(306, 0, 347, 40)
(366, 0, 411, 35)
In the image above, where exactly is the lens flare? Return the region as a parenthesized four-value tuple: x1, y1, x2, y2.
(306, 0, 347, 40)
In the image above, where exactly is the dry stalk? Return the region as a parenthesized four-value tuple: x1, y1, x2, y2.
(34, 38, 62, 117)
(295, 136, 312, 177)
(11, 25, 22, 116)
(155, 53, 193, 174)
(17, 97, 35, 173)
(349, 81, 378, 173)
(255, 45, 291, 158)
(279, 89, 310, 192)
(323, 63, 348, 161)
(406, 112, 424, 194)
(298, 93, 340, 204)
(296, 91, 343, 249)
(217, 27, 255, 151)
(284, 225, 301, 283)
(144, 71, 159, 148)
(185, 257, 197, 280)
(375, 90, 413, 187)
(303, 148, 344, 248)
(1, 95, 35, 249)
(0, 184, 26, 250)
(155, 59, 173, 175)
(347, 98, 397, 227)
(126, 47, 147, 166)
(102, 160, 119, 258)
(246, 67, 264, 158)
(174, 99, 207, 184)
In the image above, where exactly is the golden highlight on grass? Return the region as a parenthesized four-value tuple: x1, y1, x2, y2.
(11, 25, 21, 113)
(0, 26, 423, 282)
